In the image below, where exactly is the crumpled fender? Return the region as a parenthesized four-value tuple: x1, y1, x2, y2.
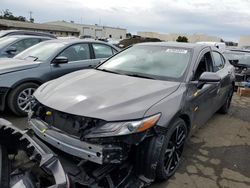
(0, 118, 69, 188)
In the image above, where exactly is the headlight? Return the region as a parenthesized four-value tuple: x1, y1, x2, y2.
(85, 113, 161, 138)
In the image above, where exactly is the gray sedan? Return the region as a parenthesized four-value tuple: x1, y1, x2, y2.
(0, 39, 119, 116)
(27, 42, 234, 186)
(0, 35, 51, 58)
(0, 42, 235, 187)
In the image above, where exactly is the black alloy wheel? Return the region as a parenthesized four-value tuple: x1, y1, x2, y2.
(156, 118, 188, 180)
(163, 123, 186, 175)
(219, 86, 234, 114)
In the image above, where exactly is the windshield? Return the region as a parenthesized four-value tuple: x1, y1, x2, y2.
(224, 51, 250, 66)
(0, 37, 17, 48)
(14, 42, 66, 62)
(98, 45, 191, 81)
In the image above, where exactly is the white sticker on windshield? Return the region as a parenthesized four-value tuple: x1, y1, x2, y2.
(165, 49, 188, 54)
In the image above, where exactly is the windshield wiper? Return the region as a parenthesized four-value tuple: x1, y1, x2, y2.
(97, 69, 156, 79)
(97, 68, 123, 75)
(125, 74, 156, 80)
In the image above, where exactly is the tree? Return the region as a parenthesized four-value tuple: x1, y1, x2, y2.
(0, 9, 27, 22)
(220, 39, 225, 42)
(126, 33, 132, 38)
(176, 36, 188, 43)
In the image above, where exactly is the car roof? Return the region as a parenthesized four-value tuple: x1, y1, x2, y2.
(227, 49, 250, 53)
(2, 35, 52, 40)
(0, 30, 56, 38)
(42, 39, 120, 49)
(135, 42, 209, 50)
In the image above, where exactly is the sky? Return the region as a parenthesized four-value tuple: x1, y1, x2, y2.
(1, 0, 250, 41)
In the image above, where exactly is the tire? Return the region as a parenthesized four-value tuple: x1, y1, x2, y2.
(155, 118, 188, 180)
(0, 145, 9, 188)
(8, 82, 39, 116)
(219, 87, 234, 114)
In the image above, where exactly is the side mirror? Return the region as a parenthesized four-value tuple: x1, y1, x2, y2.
(52, 56, 68, 65)
(197, 72, 221, 89)
(5, 46, 17, 54)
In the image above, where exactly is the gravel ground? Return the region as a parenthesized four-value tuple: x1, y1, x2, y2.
(1, 94, 250, 188)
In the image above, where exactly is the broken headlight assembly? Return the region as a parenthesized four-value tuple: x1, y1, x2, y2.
(85, 113, 161, 138)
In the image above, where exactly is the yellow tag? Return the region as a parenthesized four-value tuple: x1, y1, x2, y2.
(194, 91, 199, 97)
(41, 129, 47, 134)
(46, 111, 52, 116)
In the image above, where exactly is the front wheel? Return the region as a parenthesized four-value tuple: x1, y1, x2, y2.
(155, 118, 188, 180)
(8, 82, 39, 116)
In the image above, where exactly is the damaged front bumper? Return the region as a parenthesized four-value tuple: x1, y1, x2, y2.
(29, 118, 126, 165)
(0, 118, 151, 188)
(0, 118, 69, 188)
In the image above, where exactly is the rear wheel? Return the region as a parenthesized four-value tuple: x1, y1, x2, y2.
(8, 82, 39, 116)
(219, 87, 234, 114)
(0, 145, 9, 188)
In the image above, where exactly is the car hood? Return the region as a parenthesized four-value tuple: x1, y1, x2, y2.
(236, 63, 250, 68)
(0, 58, 40, 75)
(34, 69, 180, 121)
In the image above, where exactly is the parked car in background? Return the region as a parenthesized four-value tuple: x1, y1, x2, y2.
(224, 49, 250, 87)
(196, 41, 226, 51)
(117, 36, 162, 48)
(19, 42, 234, 187)
(0, 39, 120, 116)
(0, 35, 51, 58)
(0, 30, 56, 39)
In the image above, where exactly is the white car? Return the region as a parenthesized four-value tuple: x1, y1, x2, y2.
(197, 42, 226, 52)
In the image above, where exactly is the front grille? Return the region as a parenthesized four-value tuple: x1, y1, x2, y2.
(235, 74, 245, 82)
(32, 102, 106, 140)
(235, 66, 244, 74)
(246, 75, 250, 82)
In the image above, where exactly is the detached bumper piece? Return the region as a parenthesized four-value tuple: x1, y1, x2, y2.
(0, 119, 149, 188)
(0, 118, 69, 188)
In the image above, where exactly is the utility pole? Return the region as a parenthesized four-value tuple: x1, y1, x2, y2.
(28, 11, 32, 20)
(28, 11, 34, 22)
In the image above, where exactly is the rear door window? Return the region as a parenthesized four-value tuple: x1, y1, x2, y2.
(10, 38, 41, 53)
(58, 43, 90, 62)
(212, 51, 225, 72)
(92, 43, 113, 58)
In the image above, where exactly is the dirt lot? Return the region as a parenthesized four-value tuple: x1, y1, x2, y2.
(1, 94, 250, 188)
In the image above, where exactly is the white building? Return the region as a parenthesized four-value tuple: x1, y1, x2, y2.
(45, 21, 127, 40)
(0, 19, 79, 37)
(238, 36, 250, 47)
(137, 32, 222, 43)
